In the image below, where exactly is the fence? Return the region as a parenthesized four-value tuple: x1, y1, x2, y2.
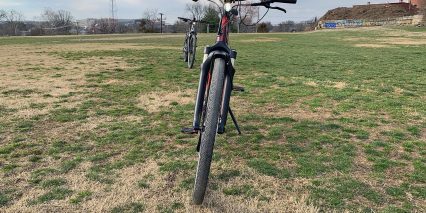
(318, 15, 424, 29)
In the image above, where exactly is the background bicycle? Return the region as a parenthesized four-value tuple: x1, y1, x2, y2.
(179, 17, 206, 69)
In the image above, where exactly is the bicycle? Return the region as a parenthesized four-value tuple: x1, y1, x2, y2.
(179, 17, 206, 69)
(182, 0, 297, 205)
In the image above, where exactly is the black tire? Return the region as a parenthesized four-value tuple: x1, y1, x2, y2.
(183, 36, 188, 62)
(193, 58, 226, 205)
(188, 34, 197, 69)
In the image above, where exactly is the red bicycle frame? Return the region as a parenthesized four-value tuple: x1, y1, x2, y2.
(217, 14, 231, 43)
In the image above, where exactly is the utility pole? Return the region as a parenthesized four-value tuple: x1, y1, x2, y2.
(75, 21, 79, 35)
(159, 13, 164, 33)
(256, 7, 260, 33)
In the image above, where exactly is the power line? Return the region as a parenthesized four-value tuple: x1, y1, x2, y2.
(110, 0, 117, 32)
(111, 0, 117, 20)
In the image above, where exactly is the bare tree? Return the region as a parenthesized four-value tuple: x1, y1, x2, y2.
(0, 10, 6, 20)
(234, 1, 258, 33)
(141, 9, 159, 33)
(174, 20, 188, 33)
(257, 22, 272, 33)
(186, 3, 205, 21)
(42, 8, 74, 35)
(3, 10, 24, 36)
(88, 18, 112, 34)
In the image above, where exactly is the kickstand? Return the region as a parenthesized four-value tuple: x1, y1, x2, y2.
(229, 107, 241, 135)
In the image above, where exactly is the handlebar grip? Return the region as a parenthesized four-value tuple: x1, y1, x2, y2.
(270, 6, 287, 13)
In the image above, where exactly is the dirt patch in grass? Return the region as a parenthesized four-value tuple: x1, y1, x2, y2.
(304, 81, 319, 87)
(71, 34, 183, 42)
(354, 44, 391, 48)
(331, 81, 347, 89)
(380, 37, 426, 46)
(0, 44, 132, 120)
(264, 98, 333, 122)
(384, 29, 426, 38)
(353, 36, 426, 48)
(198, 160, 319, 213)
(138, 89, 195, 113)
(49, 43, 178, 52)
(201, 190, 317, 213)
(239, 37, 283, 43)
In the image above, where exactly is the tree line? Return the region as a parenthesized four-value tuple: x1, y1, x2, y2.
(0, 2, 317, 36)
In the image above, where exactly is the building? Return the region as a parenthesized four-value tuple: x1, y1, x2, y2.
(410, 0, 424, 8)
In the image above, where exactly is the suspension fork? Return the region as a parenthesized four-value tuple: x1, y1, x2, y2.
(192, 47, 212, 129)
(192, 47, 237, 131)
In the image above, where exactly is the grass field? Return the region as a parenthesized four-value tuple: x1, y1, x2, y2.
(0, 27, 425, 212)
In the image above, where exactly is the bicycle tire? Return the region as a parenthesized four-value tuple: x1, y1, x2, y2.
(188, 34, 197, 69)
(193, 58, 226, 205)
(183, 36, 188, 62)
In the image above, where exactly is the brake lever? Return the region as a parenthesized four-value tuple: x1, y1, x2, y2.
(249, 2, 286, 13)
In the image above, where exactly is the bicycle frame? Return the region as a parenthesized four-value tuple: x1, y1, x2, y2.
(192, 9, 237, 139)
(185, 22, 197, 39)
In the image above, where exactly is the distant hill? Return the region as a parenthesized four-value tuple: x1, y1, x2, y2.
(320, 3, 415, 21)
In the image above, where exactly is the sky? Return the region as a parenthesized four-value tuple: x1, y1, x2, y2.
(0, 0, 396, 24)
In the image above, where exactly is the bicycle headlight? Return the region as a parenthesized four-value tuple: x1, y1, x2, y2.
(224, 3, 232, 12)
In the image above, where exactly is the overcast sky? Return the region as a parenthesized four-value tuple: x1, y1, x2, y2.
(0, 0, 393, 24)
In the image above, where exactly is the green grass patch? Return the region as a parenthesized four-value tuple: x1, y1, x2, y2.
(30, 188, 73, 205)
(223, 184, 258, 197)
(41, 178, 67, 189)
(60, 157, 83, 173)
(310, 177, 383, 210)
(247, 158, 290, 179)
(111, 202, 145, 213)
(70, 191, 93, 204)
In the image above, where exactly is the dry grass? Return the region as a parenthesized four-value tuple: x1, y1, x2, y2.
(1, 28, 424, 212)
(380, 37, 426, 45)
(0, 43, 132, 123)
(138, 89, 195, 113)
(238, 37, 283, 43)
(354, 43, 391, 48)
(3, 158, 319, 213)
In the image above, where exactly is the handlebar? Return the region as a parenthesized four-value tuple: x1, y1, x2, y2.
(192, 0, 296, 4)
(178, 17, 208, 24)
(192, 0, 297, 13)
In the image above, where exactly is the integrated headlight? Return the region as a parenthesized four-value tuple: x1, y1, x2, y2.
(224, 3, 232, 12)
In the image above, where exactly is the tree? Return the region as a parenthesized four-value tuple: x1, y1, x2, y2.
(186, 3, 205, 21)
(141, 9, 159, 33)
(2, 10, 24, 36)
(0, 10, 6, 20)
(237, 0, 258, 33)
(257, 22, 272, 33)
(42, 8, 74, 35)
(174, 20, 188, 33)
(139, 9, 159, 33)
(275, 20, 295, 32)
(89, 18, 112, 34)
(202, 5, 220, 33)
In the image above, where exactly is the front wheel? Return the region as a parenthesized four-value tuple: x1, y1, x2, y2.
(188, 34, 197, 69)
(183, 37, 188, 62)
(193, 58, 226, 205)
